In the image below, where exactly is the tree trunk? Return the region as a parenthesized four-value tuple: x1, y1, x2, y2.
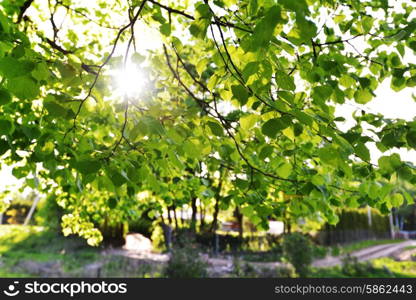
(172, 206, 179, 228)
(210, 175, 224, 233)
(285, 219, 291, 234)
(190, 197, 197, 231)
(235, 207, 243, 240)
(167, 207, 172, 225)
(199, 204, 206, 232)
(210, 197, 220, 233)
(24, 195, 40, 225)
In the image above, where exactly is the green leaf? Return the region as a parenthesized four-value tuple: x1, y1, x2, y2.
(0, 12, 10, 33)
(339, 74, 355, 88)
(143, 116, 164, 135)
(6, 76, 39, 100)
(280, 0, 308, 13)
(73, 160, 101, 175)
(311, 174, 325, 186)
(287, 18, 317, 44)
(0, 139, 9, 155)
(391, 193, 404, 207)
(354, 89, 373, 104)
(361, 16, 374, 33)
(251, 6, 281, 50)
(277, 162, 292, 179)
(231, 85, 249, 105)
(406, 130, 416, 148)
(21, 126, 41, 139)
(248, 0, 258, 15)
(131, 52, 145, 64)
(261, 117, 289, 138)
(160, 23, 171, 36)
(44, 101, 68, 118)
(404, 191, 414, 205)
(379, 184, 394, 199)
(312, 85, 332, 103)
(241, 206, 254, 217)
(378, 154, 401, 174)
(242, 62, 259, 82)
(291, 110, 313, 126)
(109, 170, 128, 187)
(31, 62, 50, 81)
(207, 121, 224, 136)
(259, 145, 274, 160)
(189, 19, 210, 39)
(195, 3, 212, 19)
(398, 165, 413, 181)
(240, 114, 257, 130)
(407, 76, 416, 87)
(202, 188, 215, 198)
(0, 89, 12, 105)
(108, 197, 118, 209)
(0, 119, 13, 135)
(354, 142, 370, 161)
(275, 70, 295, 91)
(0, 57, 35, 78)
(235, 178, 249, 189)
(318, 147, 338, 166)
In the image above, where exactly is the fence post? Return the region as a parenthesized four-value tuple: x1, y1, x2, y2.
(367, 206, 372, 227)
(389, 212, 395, 239)
(213, 232, 219, 256)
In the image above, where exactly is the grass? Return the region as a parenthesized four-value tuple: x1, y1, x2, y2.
(240, 250, 283, 262)
(0, 225, 99, 277)
(310, 265, 398, 278)
(311, 239, 415, 278)
(372, 258, 416, 277)
(0, 268, 31, 277)
(0, 225, 163, 278)
(403, 245, 416, 251)
(311, 258, 416, 278)
(334, 239, 404, 255)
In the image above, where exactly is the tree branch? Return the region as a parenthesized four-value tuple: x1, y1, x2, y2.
(147, 0, 252, 33)
(17, 0, 34, 23)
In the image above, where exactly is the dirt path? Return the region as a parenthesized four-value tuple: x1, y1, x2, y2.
(104, 239, 416, 274)
(312, 240, 416, 268)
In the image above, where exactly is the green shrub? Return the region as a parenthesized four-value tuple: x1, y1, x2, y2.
(341, 254, 375, 277)
(242, 247, 283, 262)
(312, 244, 328, 259)
(163, 246, 208, 278)
(128, 209, 155, 239)
(276, 264, 297, 278)
(232, 258, 256, 277)
(35, 194, 64, 229)
(232, 258, 296, 278)
(282, 233, 313, 277)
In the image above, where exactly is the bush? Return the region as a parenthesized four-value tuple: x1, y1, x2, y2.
(242, 247, 283, 263)
(128, 209, 155, 239)
(35, 194, 64, 229)
(276, 264, 297, 278)
(232, 258, 256, 277)
(232, 258, 296, 278)
(163, 245, 208, 278)
(151, 225, 168, 252)
(282, 233, 313, 277)
(312, 244, 328, 259)
(341, 254, 375, 277)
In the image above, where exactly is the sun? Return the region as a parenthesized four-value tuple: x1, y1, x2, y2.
(113, 63, 145, 98)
